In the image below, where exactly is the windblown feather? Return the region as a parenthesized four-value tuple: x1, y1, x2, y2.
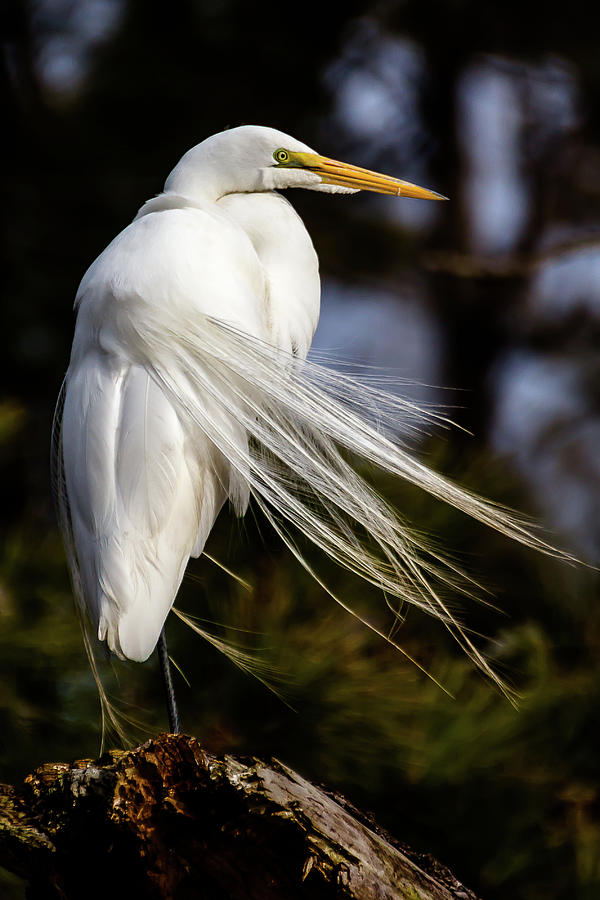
(54, 304, 575, 732)
(113, 306, 575, 699)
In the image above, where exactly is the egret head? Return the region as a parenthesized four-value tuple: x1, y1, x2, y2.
(164, 125, 447, 202)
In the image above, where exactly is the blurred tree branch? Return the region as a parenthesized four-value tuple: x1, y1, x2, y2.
(422, 232, 600, 279)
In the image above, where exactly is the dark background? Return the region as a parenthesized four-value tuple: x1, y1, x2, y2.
(2, 1, 600, 897)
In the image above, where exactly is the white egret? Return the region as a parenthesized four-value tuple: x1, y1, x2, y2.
(53, 125, 568, 736)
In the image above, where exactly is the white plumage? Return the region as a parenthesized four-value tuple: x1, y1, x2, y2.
(53, 125, 569, 708)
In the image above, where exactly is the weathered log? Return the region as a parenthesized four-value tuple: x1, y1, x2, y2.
(0, 733, 478, 899)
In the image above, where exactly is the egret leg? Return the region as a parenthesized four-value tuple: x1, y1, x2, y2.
(157, 627, 181, 734)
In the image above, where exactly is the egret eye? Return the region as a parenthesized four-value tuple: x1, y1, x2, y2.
(274, 148, 290, 164)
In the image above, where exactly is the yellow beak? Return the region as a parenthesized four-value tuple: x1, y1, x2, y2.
(294, 152, 448, 200)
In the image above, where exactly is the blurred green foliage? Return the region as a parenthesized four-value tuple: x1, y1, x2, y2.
(2, 2, 600, 898)
(1, 407, 599, 899)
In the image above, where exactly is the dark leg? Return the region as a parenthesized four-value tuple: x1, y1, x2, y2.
(157, 626, 181, 734)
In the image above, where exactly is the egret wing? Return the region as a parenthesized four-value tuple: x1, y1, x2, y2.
(60, 351, 225, 661)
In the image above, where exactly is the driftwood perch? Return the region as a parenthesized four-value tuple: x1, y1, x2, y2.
(0, 733, 478, 899)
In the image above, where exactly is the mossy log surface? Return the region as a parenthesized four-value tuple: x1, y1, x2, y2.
(0, 733, 479, 899)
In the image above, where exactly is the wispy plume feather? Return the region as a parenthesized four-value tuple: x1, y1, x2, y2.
(53, 296, 577, 733)
(116, 307, 575, 699)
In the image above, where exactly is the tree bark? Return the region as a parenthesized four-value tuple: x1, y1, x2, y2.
(0, 733, 479, 900)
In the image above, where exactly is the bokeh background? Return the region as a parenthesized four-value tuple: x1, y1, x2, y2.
(2, 1, 600, 897)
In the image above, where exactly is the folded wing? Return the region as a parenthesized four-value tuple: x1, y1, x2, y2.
(60, 350, 227, 661)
